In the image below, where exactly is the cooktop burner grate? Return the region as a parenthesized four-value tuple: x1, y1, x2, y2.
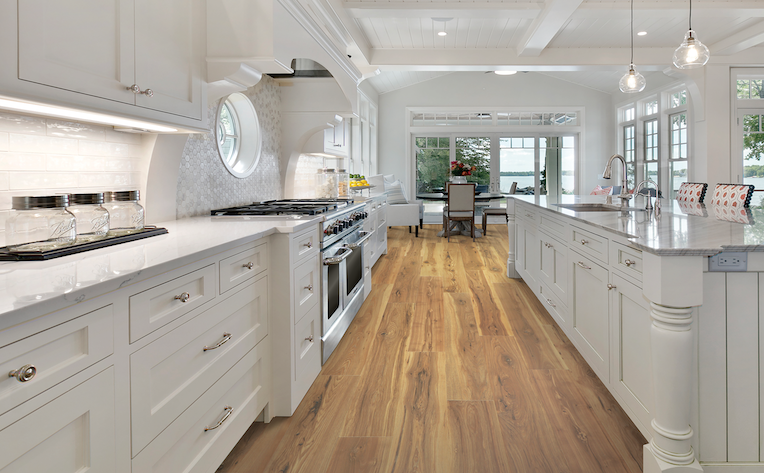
(210, 199, 353, 216)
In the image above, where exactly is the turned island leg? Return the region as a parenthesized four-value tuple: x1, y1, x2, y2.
(506, 198, 519, 278)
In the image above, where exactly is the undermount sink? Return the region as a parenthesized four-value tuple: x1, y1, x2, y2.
(554, 203, 645, 212)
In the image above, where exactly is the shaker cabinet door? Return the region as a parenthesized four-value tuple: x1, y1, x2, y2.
(17, 0, 135, 104)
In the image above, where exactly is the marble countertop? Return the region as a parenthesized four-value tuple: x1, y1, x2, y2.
(0, 215, 321, 320)
(512, 194, 764, 256)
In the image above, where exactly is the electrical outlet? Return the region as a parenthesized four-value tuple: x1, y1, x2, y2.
(709, 252, 748, 272)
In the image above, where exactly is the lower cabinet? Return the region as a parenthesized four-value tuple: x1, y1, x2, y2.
(0, 367, 115, 473)
(538, 230, 567, 302)
(516, 220, 539, 286)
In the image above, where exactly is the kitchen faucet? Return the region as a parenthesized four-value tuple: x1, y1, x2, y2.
(634, 179, 660, 211)
(602, 154, 632, 205)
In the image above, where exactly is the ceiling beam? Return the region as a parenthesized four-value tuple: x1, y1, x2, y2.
(711, 20, 764, 56)
(343, 2, 541, 19)
(516, 0, 584, 57)
(324, 0, 373, 65)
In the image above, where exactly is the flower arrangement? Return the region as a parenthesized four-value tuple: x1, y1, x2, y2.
(451, 160, 476, 176)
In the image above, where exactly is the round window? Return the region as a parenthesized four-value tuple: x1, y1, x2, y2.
(215, 93, 262, 178)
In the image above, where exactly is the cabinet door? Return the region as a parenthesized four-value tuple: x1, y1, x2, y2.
(570, 250, 610, 382)
(610, 273, 653, 432)
(134, 0, 203, 119)
(517, 222, 539, 288)
(17, 0, 135, 104)
(538, 231, 567, 302)
(0, 368, 115, 473)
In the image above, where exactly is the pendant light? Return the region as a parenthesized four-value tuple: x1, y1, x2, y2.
(619, 0, 646, 93)
(672, 0, 710, 69)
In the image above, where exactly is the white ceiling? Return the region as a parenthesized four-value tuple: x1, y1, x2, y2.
(300, 0, 764, 94)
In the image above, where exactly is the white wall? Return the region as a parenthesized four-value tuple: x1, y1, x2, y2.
(377, 71, 615, 195)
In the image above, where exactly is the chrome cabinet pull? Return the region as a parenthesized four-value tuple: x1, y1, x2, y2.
(126, 84, 154, 97)
(323, 246, 353, 265)
(204, 406, 233, 431)
(607, 284, 617, 290)
(580, 239, 589, 245)
(203, 333, 232, 352)
(304, 241, 313, 248)
(525, 213, 533, 218)
(174, 292, 191, 303)
(624, 259, 636, 267)
(9, 364, 36, 383)
(577, 261, 591, 270)
(546, 298, 556, 308)
(243, 262, 255, 270)
(544, 242, 553, 248)
(305, 335, 314, 342)
(305, 284, 313, 291)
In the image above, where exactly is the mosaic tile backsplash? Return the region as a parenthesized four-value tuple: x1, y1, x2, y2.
(0, 111, 148, 246)
(176, 76, 282, 218)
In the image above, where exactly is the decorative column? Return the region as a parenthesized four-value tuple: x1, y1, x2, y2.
(506, 198, 520, 278)
(642, 253, 704, 473)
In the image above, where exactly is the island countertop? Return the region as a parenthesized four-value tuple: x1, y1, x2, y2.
(511, 194, 764, 256)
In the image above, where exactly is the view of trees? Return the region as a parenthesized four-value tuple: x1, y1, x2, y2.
(454, 137, 490, 185)
(415, 137, 450, 192)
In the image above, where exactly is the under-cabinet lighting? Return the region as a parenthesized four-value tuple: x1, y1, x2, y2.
(494, 71, 518, 76)
(0, 96, 177, 132)
(637, 31, 647, 36)
(438, 31, 447, 36)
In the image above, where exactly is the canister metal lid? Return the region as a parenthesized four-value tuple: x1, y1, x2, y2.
(69, 192, 104, 205)
(12, 195, 70, 209)
(337, 169, 347, 173)
(104, 190, 140, 202)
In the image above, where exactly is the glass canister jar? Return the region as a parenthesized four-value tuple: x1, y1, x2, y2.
(5, 195, 76, 250)
(104, 190, 144, 235)
(336, 169, 350, 198)
(315, 168, 339, 199)
(68, 193, 110, 241)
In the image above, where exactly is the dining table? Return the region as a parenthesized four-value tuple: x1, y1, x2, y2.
(416, 192, 512, 238)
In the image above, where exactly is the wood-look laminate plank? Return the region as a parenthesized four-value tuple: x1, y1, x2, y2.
(467, 270, 511, 336)
(263, 375, 360, 473)
(514, 276, 559, 327)
(486, 335, 572, 473)
(372, 247, 402, 285)
(388, 237, 423, 303)
(216, 417, 292, 473)
(445, 401, 511, 472)
(387, 352, 447, 473)
(322, 284, 393, 376)
(493, 281, 567, 370)
(325, 437, 391, 473)
(459, 238, 484, 270)
(438, 243, 471, 293)
(531, 369, 631, 473)
(341, 302, 414, 437)
(479, 238, 506, 276)
(445, 292, 490, 401)
(420, 240, 440, 277)
(408, 276, 445, 352)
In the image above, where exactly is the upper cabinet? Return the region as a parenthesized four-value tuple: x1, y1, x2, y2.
(1, 0, 206, 131)
(323, 119, 349, 157)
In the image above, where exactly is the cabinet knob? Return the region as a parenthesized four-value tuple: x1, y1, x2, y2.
(305, 284, 313, 291)
(607, 284, 617, 290)
(544, 242, 553, 249)
(204, 406, 233, 431)
(243, 262, 255, 270)
(304, 242, 313, 248)
(174, 292, 191, 303)
(525, 213, 533, 218)
(9, 364, 36, 383)
(305, 335, 314, 342)
(546, 298, 557, 308)
(624, 259, 635, 267)
(126, 84, 154, 97)
(580, 239, 589, 245)
(576, 261, 592, 270)
(203, 333, 232, 352)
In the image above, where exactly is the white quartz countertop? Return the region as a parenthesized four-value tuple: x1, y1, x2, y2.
(512, 194, 764, 256)
(0, 215, 321, 320)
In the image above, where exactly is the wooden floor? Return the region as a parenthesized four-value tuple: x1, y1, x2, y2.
(217, 224, 646, 473)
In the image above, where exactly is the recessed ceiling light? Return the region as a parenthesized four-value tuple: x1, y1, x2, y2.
(494, 71, 517, 76)
(637, 31, 647, 36)
(438, 31, 447, 36)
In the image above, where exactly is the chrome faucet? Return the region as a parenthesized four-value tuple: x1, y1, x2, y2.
(602, 154, 632, 205)
(634, 179, 660, 211)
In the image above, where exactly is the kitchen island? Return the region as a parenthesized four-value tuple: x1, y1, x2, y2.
(507, 194, 764, 473)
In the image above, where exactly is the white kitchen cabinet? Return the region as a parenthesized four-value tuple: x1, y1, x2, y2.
(4, 0, 205, 129)
(364, 196, 387, 269)
(516, 219, 539, 288)
(0, 367, 115, 473)
(569, 249, 610, 383)
(324, 119, 349, 156)
(219, 242, 268, 295)
(538, 230, 567, 303)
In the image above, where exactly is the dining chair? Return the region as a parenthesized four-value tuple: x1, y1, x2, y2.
(443, 183, 476, 241)
(709, 183, 754, 207)
(676, 182, 708, 203)
(509, 181, 517, 194)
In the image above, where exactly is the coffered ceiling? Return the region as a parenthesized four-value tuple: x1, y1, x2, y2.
(298, 0, 764, 93)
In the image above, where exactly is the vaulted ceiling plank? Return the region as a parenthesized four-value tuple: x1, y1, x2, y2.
(516, 0, 585, 57)
(711, 19, 764, 55)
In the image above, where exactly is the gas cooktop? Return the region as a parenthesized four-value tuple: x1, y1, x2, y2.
(210, 199, 356, 216)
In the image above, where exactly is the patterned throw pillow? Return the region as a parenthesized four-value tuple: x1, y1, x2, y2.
(676, 182, 708, 203)
(384, 180, 408, 204)
(710, 184, 754, 208)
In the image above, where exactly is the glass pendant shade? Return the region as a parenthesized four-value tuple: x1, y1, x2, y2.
(619, 65, 646, 93)
(673, 30, 710, 69)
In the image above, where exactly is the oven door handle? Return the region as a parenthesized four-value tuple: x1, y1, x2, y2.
(323, 246, 353, 265)
(346, 230, 374, 250)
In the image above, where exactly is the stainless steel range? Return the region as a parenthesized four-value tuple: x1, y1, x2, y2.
(211, 199, 373, 363)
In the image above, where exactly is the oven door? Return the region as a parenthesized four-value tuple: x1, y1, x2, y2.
(322, 244, 352, 336)
(345, 230, 374, 301)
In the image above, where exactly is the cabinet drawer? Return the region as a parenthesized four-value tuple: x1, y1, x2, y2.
(219, 241, 268, 294)
(129, 264, 216, 342)
(538, 211, 566, 240)
(538, 281, 568, 328)
(377, 205, 387, 227)
(0, 305, 113, 415)
(294, 304, 321, 389)
(291, 226, 319, 262)
(517, 205, 537, 224)
(570, 225, 608, 264)
(133, 338, 270, 473)
(130, 277, 268, 456)
(611, 242, 642, 281)
(294, 256, 320, 325)
(0, 367, 115, 473)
